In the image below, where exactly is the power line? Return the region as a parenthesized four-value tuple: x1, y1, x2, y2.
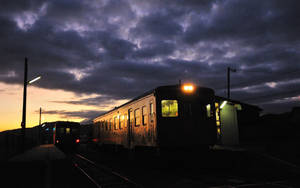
(213, 69, 300, 90)
(239, 89, 300, 102)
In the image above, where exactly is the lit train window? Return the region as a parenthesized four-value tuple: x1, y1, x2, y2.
(109, 119, 112, 130)
(129, 109, 134, 126)
(142, 106, 147, 125)
(150, 103, 153, 115)
(100, 121, 103, 130)
(66, 128, 70, 134)
(206, 104, 211, 118)
(119, 115, 122, 129)
(161, 100, 178, 117)
(134, 109, 140, 126)
(124, 113, 128, 128)
(114, 117, 118, 130)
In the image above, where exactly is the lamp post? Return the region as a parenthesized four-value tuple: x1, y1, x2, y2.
(227, 67, 236, 99)
(39, 107, 42, 145)
(39, 107, 42, 125)
(21, 57, 41, 151)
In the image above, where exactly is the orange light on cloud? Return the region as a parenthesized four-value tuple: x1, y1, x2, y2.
(0, 82, 128, 132)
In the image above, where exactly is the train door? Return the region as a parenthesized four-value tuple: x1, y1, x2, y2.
(53, 125, 56, 144)
(220, 103, 239, 146)
(149, 101, 155, 144)
(182, 101, 209, 145)
(127, 109, 133, 149)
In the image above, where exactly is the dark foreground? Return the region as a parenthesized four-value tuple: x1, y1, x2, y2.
(0, 144, 299, 188)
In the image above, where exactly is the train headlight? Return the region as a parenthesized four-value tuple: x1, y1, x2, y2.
(182, 84, 195, 93)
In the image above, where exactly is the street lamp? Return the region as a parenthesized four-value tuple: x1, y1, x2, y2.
(28, 76, 41, 84)
(227, 67, 236, 99)
(21, 57, 41, 151)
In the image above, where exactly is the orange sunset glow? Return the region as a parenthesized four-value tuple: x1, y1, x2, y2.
(0, 82, 127, 132)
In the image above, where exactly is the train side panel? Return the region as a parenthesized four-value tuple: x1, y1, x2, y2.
(128, 95, 157, 149)
(94, 94, 157, 149)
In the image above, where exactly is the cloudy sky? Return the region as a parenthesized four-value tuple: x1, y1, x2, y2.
(1, 0, 300, 131)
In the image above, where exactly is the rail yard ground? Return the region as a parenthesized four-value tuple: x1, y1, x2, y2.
(0, 143, 299, 188)
(77, 143, 300, 188)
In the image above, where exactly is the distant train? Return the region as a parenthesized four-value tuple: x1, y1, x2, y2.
(41, 121, 80, 151)
(93, 84, 217, 151)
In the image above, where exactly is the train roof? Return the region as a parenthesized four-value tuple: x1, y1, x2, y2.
(215, 96, 262, 111)
(94, 84, 214, 121)
(41, 121, 80, 128)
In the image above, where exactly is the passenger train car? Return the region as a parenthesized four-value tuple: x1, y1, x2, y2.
(93, 84, 217, 151)
(41, 121, 80, 151)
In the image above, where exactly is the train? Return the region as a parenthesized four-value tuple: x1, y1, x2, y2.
(93, 84, 217, 151)
(41, 121, 80, 151)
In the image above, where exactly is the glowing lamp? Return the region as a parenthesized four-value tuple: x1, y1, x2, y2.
(28, 76, 41, 84)
(182, 84, 195, 93)
(76, 139, 80, 143)
(220, 101, 227, 109)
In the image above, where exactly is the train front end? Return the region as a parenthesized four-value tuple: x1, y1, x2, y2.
(156, 84, 217, 149)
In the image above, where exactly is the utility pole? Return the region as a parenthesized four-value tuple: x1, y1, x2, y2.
(20, 58, 41, 149)
(227, 67, 236, 99)
(39, 107, 42, 125)
(39, 107, 42, 145)
(21, 57, 28, 151)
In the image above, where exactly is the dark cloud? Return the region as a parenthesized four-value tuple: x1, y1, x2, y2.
(130, 11, 183, 39)
(50, 95, 124, 108)
(1, 0, 300, 114)
(132, 41, 175, 59)
(184, 0, 300, 45)
(38, 109, 105, 122)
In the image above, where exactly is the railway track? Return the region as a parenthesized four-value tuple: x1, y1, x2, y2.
(71, 148, 299, 188)
(71, 154, 142, 188)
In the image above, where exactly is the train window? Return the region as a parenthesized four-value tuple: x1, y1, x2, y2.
(161, 100, 178, 117)
(120, 115, 124, 129)
(105, 121, 108, 131)
(150, 103, 154, 115)
(129, 110, 134, 126)
(66, 128, 70, 134)
(124, 113, 128, 128)
(72, 128, 79, 134)
(206, 104, 211, 118)
(109, 119, 112, 130)
(134, 109, 140, 126)
(142, 106, 147, 125)
(114, 117, 118, 130)
(99, 121, 103, 130)
(58, 127, 64, 134)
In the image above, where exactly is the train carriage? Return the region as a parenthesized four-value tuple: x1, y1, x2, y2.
(93, 84, 217, 151)
(41, 121, 80, 151)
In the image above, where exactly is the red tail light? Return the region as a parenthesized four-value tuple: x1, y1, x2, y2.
(76, 139, 80, 143)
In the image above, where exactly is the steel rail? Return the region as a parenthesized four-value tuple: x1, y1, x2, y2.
(73, 162, 102, 188)
(73, 153, 142, 188)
